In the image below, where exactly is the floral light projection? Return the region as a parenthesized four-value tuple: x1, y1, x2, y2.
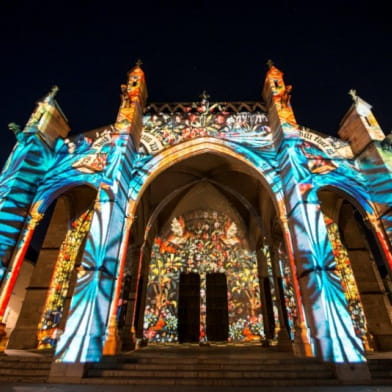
(261, 246, 280, 341)
(277, 244, 297, 340)
(70, 129, 112, 174)
(1, 63, 388, 364)
(324, 214, 372, 351)
(37, 209, 93, 349)
(300, 141, 337, 175)
(144, 210, 264, 343)
(140, 107, 270, 155)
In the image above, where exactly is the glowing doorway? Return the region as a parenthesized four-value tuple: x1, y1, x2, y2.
(143, 209, 264, 344)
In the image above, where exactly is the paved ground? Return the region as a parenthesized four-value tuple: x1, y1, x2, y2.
(2, 384, 392, 392)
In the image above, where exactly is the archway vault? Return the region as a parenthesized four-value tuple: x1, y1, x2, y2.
(116, 139, 300, 350)
(318, 187, 392, 351)
(128, 138, 285, 216)
(318, 185, 392, 271)
(5, 184, 97, 350)
(127, 139, 286, 254)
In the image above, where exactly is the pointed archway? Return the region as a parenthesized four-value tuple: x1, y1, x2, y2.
(319, 188, 392, 351)
(118, 149, 301, 351)
(6, 185, 97, 350)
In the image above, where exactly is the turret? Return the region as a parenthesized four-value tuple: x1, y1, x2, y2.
(126, 60, 148, 106)
(262, 60, 297, 134)
(338, 90, 392, 256)
(0, 86, 70, 287)
(115, 60, 148, 149)
(338, 89, 385, 156)
(25, 86, 70, 148)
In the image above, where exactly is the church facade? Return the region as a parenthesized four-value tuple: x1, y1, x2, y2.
(0, 63, 392, 372)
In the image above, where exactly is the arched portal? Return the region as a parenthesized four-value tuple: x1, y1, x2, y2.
(119, 150, 300, 351)
(6, 185, 97, 350)
(319, 188, 392, 351)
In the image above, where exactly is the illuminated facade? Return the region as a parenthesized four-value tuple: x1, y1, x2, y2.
(1, 62, 392, 376)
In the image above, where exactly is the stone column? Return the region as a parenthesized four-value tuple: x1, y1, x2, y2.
(53, 192, 126, 362)
(343, 213, 392, 350)
(119, 244, 140, 351)
(7, 199, 66, 349)
(270, 246, 292, 351)
(256, 248, 275, 345)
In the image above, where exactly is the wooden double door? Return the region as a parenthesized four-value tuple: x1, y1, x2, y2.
(178, 272, 229, 343)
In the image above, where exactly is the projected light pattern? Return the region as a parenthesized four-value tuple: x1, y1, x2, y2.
(277, 244, 297, 340)
(1, 63, 391, 366)
(0, 201, 43, 320)
(140, 109, 270, 155)
(0, 132, 53, 282)
(324, 214, 372, 350)
(261, 246, 281, 340)
(37, 209, 93, 349)
(265, 65, 297, 128)
(53, 128, 139, 362)
(362, 143, 392, 254)
(144, 210, 264, 343)
(0, 110, 373, 364)
(276, 135, 366, 362)
(34, 129, 114, 203)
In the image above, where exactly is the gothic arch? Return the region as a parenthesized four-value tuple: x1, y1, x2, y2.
(318, 186, 392, 351)
(116, 139, 304, 351)
(33, 182, 98, 215)
(5, 184, 97, 350)
(128, 137, 285, 217)
(317, 184, 391, 270)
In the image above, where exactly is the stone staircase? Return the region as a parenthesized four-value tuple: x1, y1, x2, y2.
(368, 357, 392, 385)
(0, 352, 52, 383)
(0, 345, 391, 386)
(82, 345, 340, 386)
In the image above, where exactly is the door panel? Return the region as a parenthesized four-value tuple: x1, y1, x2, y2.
(178, 273, 200, 343)
(206, 273, 229, 341)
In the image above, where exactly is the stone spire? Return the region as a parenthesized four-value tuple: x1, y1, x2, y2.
(114, 60, 148, 147)
(262, 61, 297, 128)
(338, 90, 385, 155)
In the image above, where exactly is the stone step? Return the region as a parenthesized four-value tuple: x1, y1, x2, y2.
(369, 367, 392, 375)
(368, 359, 392, 382)
(133, 357, 317, 364)
(86, 368, 335, 378)
(100, 351, 318, 364)
(0, 355, 52, 383)
(0, 376, 48, 383)
(372, 379, 392, 385)
(0, 361, 52, 369)
(81, 376, 339, 386)
(0, 356, 52, 362)
(91, 362, 330, 371)
(368, 359, 392, 369)
(0, 350, 390, 386)
(84, 351, 337, 386)
(0, 368, 49, 376)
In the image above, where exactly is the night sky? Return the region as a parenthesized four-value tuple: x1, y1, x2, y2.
(0, 1, 391, 169)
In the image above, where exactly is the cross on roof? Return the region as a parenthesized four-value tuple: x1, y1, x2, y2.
(348, 89, 358, 102)
(49, 85, 59, 98)
(266, 59, 274, 69)
(200, 90, 210, 102)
